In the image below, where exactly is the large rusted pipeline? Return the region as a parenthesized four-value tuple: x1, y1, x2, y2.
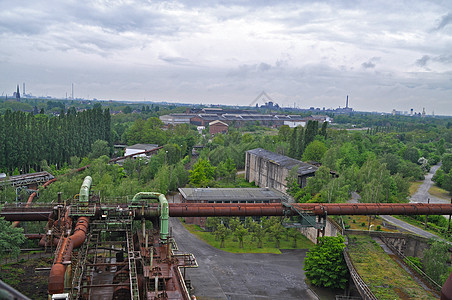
(304, 203, 452, 215)
(48, 216, 89, 295)
(167, 203, 286, 217)
(164, 203, 452, 217)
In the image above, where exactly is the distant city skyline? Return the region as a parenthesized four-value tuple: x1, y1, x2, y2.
(0, 1, 451, 115)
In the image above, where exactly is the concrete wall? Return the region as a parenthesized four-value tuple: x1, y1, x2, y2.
(298, 217, 343, 244)
(245, 152, 291, 194)
(344, 230, 432, 259)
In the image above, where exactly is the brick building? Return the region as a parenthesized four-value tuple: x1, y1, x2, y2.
(209, 120, 228, 135)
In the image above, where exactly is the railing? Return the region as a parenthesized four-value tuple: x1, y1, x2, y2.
(379, 234, 442, 291)
(126, 227, 140, 300)
(343, 249, 378, 300)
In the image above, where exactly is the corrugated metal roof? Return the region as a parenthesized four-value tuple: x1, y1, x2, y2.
(127, 144, 159, 150)
(247, 148, 318, 175)
(178, 187, 285, 201)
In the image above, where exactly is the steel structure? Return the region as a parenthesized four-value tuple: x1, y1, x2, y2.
(3, 174, 452, 299)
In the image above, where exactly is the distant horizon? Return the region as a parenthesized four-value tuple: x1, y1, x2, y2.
(2, 93, 449, 117)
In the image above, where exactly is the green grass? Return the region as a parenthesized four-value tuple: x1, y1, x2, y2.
(409, 181, 423, 196)
(183, 223, 314, 254)
(428, 185, 451, 200)
(347, 235, 437, 300)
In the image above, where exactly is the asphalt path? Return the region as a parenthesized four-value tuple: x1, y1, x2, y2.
(380, 164, 447, 240)
(170, 218, 318, 300)
(410, 164, 449, 205)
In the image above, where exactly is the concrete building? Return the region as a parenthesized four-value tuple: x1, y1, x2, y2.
(190, 113, 306, 128)
(124, 144, 159, 158)
(178, 187, 286, 226)
(159, 114, 196, 125)
(209, 120, 228, 135)
(245, 148, 318, 194)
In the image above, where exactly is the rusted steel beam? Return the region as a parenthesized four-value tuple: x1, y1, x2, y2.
(1, 211, 52, 221)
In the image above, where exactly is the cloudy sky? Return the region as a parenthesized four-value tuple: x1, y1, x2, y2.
(1, 0, 451, 114)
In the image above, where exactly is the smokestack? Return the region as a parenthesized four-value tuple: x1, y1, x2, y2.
(71, 83, 74, 100)
(23, 83, 25, 96)
(346, 95, 349, 108)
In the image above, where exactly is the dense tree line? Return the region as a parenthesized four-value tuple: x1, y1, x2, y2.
(0, 106, 111, 173)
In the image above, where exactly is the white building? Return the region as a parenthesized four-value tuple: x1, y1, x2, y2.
(124, 144, 159, 158)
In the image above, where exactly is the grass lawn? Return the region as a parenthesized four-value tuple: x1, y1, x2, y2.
(183, 223, 314, 254)
(340, 215, 398, 232)
(428, 185, 451, 200)
(347, 234, 437, 300)
(410, 181, 423, 196)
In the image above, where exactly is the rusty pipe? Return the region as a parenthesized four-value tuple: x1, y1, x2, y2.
(48, 216, 89, 295)
(305, 203, 452, 215)
(167, 203, 286, 217)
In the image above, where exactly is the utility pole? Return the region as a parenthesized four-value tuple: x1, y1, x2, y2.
(448, 198, 452, 233)
(425, 198, 430, 230)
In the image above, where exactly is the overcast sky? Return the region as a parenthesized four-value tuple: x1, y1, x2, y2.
(1, 0, 451, 114)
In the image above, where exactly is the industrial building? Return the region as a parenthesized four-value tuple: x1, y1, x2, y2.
(208, 120, 228, 135)
(178, 187, 286, 226)
(124, 144, 159, 158)
(245, 148, 318, 194)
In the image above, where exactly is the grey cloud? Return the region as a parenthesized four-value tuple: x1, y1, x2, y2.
(361, 57, 380, 69)
(158, 55, 191, 65)
(258, 63, 272, 71)
(436, 55, 452, 64)
(436, 12, 452, 30)
(416, 55, 430, 67)
(416, 54, 452, 67)
(362, 61, 375, 69)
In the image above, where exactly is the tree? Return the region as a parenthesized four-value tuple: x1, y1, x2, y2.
(189, 158, 216, 187)
(89, 139, 110, 159)
(278, 125, 291, 142)
(0, 218, 26, 259)
(233, 223, 248, 248)
(423, 240, 450, 285)
(320, 121, 328, 138)
(304, 120, 319, 147)
(302, 140, 327, 162)
(268, 219, 284, 248)
(442, 153, 452, 174)
(304, 235, 348, 289)
(215, 223, 230, 248)
(288, 127, 298, 158)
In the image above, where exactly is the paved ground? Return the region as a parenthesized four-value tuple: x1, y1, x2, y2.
(410, 164, 448, 205)
(365, 164, 446, 239)
(170, 218, 318, 300)
(379, 215, 439, 239)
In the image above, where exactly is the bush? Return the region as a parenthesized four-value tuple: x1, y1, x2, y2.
(304, 235, 348, 289)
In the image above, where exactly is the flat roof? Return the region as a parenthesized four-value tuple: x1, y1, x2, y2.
(247, 148, 318, 175)
(178, 187, 285, 201)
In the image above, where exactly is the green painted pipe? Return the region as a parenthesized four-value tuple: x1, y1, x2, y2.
(79, 176, 92, 203)
(130, 192, 169, 242)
